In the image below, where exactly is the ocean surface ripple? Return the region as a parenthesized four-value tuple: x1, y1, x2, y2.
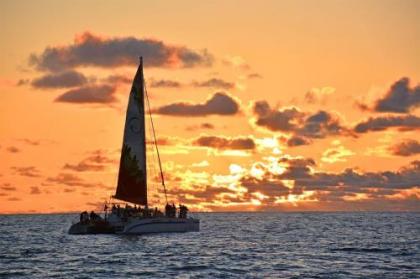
(0, 212, 419, 278)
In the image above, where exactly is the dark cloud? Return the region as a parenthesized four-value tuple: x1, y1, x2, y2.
(354, 115, 420, 133)
(241, 157, 419, 205)
(31, 70, 88, 89)
(201, 123, 215, 129)
(7, 146, 20, 153)
(11, 166, 41, 177)
(63, 150, 116, 172)
(154, 92, 239, 117)
(186, 123, 215, 131)
(30, 186, 41, 195)
(390, 139, 420, 156)
(29, 32, 213, 72)
(1, 183, 16, 191)
(254, 102, 304, 131)
(148, 78, 235, 89)
(241, 176, 290, 197)
(278, 157, 316, 179)
(253, 101, 351, 139)
(287, 136, 312, 147)
(149, 79, 182, 88)
(168, 185, 236, 203)
(374, 77, 420, 113)
(275, 159, 420, 191)
(146, 136, 182, 146)
(16, 79, 30, 86)
(102, 74, 131, 84)
(55, 84, 117, 104)
(193, 135, 255, 150)
(46, 173, 100, 188)
(192, 78, 235, 90)
(299, 111, 350, 139)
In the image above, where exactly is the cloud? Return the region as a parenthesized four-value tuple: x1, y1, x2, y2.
(240, 156, 420, 206)
(30, 186, 41, 195)
(299, 111, 350, 139)
(193, 135, 256, 150)
(286, 136, 312, 147)
(192, 78, 235, 90)
(149, 79, 182, 88)
(253, 102, 304, 131)
(278, 157, 316, 179)
(46, 173, 100, 188)
(11, 166, 41, 177)
(292, 160, 420, 191)
(145, 136, 184, 146)
(321, 145, 355, 163)
(374, 77, 420, 113)
(0, 183, 16, 191)
(201, 123, 215, 129)
(29, 31, 213, 72)
(154, 92, 240, 116)
(63, 150, 116, 172)
(186, 123, 215, 131)
(102, 74, 132, 84)
(6, 146, 20, 153)
(390, 139, 420, 156)
(241, 176, 290, 198)
(247, 73, 262, 79)
(16, 79, 30, 86)
(17, 139, 40, 146)
(253, 101, 351, 140)
(168, 185, 236, 204)
(55, 84, 117, 104)
(354, 115, 420, 133)
(31, 70, 88, 89)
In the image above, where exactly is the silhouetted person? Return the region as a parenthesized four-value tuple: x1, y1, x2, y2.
(179, 204, 188, 218)
(80, 211, 88, 223)
(172, 203, 176, 218)
(165, 203, 171, 217)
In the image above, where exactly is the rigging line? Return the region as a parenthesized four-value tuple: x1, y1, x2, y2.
(144, 79, 168, 205)
(146, 116, 160, 205)
(145, 94, 160, 204)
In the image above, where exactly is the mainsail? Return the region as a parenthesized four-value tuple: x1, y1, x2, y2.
(114, 58, 147, 205)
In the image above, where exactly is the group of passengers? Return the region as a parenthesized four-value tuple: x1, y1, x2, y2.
(79, 203, 190, 224)
(110, 204, 162, 218)
(165, 203, 189, 218)
(79, 211, 102, 224)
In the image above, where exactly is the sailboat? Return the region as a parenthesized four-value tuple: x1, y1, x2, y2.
(69, 57, 200, 234)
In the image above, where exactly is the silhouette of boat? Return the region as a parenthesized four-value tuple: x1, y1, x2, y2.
(69, 57, 199, 234)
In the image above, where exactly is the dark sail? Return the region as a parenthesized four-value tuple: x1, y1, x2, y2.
(114, 58, 147, 205)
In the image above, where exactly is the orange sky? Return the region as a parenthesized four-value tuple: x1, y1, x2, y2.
(0, 0, 419, 213)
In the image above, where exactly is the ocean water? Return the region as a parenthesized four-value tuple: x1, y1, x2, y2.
(0, 212, 419, 278)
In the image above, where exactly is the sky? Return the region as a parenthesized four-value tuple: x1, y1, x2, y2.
(0, 0, 419, 213)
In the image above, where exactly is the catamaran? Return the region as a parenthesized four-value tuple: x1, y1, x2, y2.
(69, 57, 199, 234)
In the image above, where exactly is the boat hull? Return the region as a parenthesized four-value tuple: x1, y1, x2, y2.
(68, 217, 199, 235)
(68, 221, 115, 235)
(122, 217, 200, 234)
